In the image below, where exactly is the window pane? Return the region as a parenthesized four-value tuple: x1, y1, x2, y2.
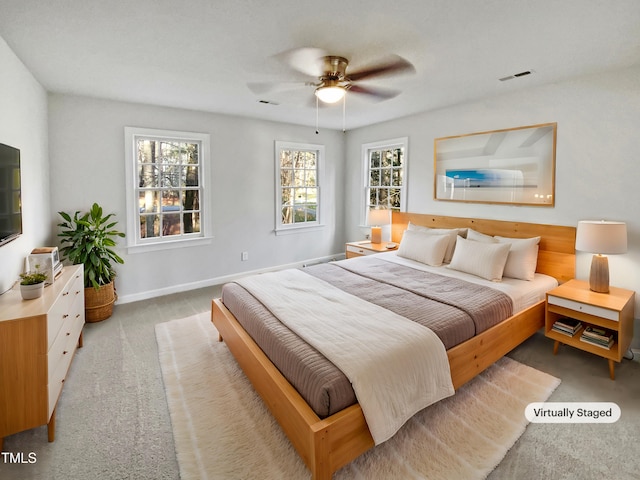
(140, 214, 160, 238)
(138, 164, 160, 187)
(370, 169, 380, 186)
(389, 189, 401, 208)
(294, 170, 305, 187)
(381, 150, 392, 167)
(370, 151, 380, 169)
(162, 213, 181, 236)
(393, 148, 403, 167)
(281, 188, 293, 206)
(162, 190, 180, 209)
(183, 166, 199, 187)
(304, 153, 316, 169)
(381, 168, 392, 186)
(183, 211, 200, 234)
(282, 206, 293, 224)
(139, 190, 160, 213)
(393, 170, 402, 186)
(182, 190, 200, 210)
(280, 169, 293, 186)
(280, 151, 293, 168)
(369, 188, 378, 206)
(294, 188, 307, 204)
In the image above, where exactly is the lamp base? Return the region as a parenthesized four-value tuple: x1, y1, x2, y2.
(589, 254, 610, 293)
(370, 226, 382, 244)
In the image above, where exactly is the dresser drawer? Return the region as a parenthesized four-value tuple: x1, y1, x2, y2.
(547, 295, 619, 321)
(346, 244, 375, 256)
(47, 314, 83, 419)
(48, 305, 83, 385)
(47, 272, 84, 348)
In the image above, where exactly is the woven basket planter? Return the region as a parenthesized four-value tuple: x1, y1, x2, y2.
(84, 281, 116, 323)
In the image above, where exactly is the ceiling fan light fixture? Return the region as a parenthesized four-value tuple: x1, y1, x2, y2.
(315, 86, 346, 103)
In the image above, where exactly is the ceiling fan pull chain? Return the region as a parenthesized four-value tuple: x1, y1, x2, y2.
(315, 96, 319, 134)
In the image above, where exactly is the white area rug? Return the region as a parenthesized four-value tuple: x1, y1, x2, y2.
(156, 312, 560, 480)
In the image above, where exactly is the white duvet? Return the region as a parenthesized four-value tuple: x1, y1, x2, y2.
(236, 268, 454, 445)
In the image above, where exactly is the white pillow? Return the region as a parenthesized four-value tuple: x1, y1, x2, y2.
(397, 230, 450, 266)
(447, 236, 511, 281)
(466, 229, 497, 243)
(406, 223, 461, 263)
(494, 236, 541, 281)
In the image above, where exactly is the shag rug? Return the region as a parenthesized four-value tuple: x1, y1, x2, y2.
(156, 312, 560, 480)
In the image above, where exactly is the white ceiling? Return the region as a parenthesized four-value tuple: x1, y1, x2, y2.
(1, 0, 639, 131)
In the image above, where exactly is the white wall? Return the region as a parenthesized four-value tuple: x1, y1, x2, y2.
(346, 66, 640, 311)
(0, 36, 50, 295)
(48, 94, 346, 302)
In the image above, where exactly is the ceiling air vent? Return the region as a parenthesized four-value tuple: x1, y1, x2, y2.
(499, 70, 533, 82)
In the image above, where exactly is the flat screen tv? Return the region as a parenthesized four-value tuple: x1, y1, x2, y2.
(0, 142, 22, 246)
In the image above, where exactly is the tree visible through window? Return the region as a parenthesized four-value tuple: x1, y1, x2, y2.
(125, 128, 210, 250)
(136, 139, 201, 238)
(367, 147, 404, 211)
(275, 141, 324, 232)
(363, 138, 408, 218)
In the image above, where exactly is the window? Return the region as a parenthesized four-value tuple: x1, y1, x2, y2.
(124, 127, 211, 252)
(362, 137, 408, 222)
(275, 141, 324, 234)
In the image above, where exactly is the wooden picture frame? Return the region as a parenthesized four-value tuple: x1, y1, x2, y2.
(434, 123, 557, 206)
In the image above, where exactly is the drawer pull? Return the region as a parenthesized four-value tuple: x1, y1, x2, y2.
(75, 290, 81, 295)
(75, 314, 81, 318)
(63, 291, 70, 296)
(63, 351, 68, 355)
(63, 314, 69, 319)
(66, 332, 71, 336)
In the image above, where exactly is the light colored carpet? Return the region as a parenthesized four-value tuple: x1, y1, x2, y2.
(156, 312, 561, 480)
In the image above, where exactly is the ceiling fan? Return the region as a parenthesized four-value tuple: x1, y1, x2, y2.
(249, 47, 415, 105)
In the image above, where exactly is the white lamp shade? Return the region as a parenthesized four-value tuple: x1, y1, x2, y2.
(575, 220, 627, 254)
(315, 86, 345, 103)
(367, 208, 390, 226)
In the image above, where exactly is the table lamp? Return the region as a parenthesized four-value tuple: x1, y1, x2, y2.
(575, 220, 627, 293)
(367, 209, 390, 244)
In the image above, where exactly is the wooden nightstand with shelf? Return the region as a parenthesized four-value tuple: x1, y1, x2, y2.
(345, 241, 397, 259)
(545, 279, 634, 380)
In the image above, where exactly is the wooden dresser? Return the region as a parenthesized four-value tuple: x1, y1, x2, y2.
(0, 265, 85, 451)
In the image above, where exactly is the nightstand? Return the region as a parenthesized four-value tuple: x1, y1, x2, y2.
(345, 241, 397, 259)
(545, 279, 635, 379)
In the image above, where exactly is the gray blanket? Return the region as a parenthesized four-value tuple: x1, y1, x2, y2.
(305, 257, 513, 349)
(222, 257, 514, 418)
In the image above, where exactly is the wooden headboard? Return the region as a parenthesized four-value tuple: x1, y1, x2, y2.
(392, 212, 576, 284)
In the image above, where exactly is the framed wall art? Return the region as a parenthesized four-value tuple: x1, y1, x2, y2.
(434, 122, 557, 206)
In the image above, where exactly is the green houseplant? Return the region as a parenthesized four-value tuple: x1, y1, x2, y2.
(19, 265, 47, 300)
(58, 203, 125, 322)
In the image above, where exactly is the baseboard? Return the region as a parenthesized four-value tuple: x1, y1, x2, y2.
(116, 253, 345, 304)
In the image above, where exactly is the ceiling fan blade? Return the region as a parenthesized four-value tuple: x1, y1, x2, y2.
(348, 84, 401, 101)
(274, 47, 328, 78)
(247, 81, 312, 95)
(346, 55, 415, 82)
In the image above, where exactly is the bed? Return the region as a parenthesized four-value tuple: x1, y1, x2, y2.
(211, 212, 576, 479)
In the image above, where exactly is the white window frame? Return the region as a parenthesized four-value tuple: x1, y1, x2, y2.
(274, 141, 325, 235)
(361, 137, 409, 225)
(124, 127, 212, 253)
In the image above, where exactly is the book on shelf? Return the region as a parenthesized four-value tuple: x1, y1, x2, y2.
(551, 318, 582, 336)
(580, 325, 615, 349)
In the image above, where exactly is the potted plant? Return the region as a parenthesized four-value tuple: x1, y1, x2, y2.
(58, 203, 125, 322)
(19, 265, 47, 300)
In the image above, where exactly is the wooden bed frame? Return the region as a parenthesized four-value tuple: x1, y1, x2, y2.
(211, 213, 576, 479)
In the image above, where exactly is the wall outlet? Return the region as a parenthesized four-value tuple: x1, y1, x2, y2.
(241, 251, 249, 261)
